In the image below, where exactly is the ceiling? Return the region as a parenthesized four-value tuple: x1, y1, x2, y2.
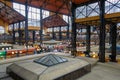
(11, 0, 97, 15)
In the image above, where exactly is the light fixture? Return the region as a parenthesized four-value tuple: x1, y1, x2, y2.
(37, 48, 40, 51)
(2, 48, 4, 50)
(12, 52, 14, 55)
(9, 47, 11, 49)
(93, 55, 96, 58)
(19, 51, 22, 53)
(91, 52, 98, 58)
(6, 48, 8, 50)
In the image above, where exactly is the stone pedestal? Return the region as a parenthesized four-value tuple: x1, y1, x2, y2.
(7, 55, 91, 80)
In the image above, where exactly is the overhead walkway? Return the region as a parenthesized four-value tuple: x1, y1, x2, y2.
(76, 12, 120, 26)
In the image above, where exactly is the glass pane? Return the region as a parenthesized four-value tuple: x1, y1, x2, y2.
(15, 9, 20, 12)
(89, 12, 98, 17)
(20, 5, 25, 10)
(117, 0, 120, 7)
(21, 10, 25, 16)
(28, 7, 32, 11)
(34, 54, 68, 67)
(95, 6, 100, 15)
(32, 7, 36, 12)
(32, 13, 36, 19)
(36, 21, 40, 26)
(63, 15, 68, 23)
(28, 12, 32, 18)
(37, 9, 40, 13)
(36, 13, 40, 20)
(113, 6, 120, 13)
(87, 6, 92, 16)
(0, 26, 4, 34)
(13, 3, 19, 9)
(89, 3, 97, 8)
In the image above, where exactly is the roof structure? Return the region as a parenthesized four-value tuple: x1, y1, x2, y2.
(0, 1, 25, 24)
(34, 54, 68, 67)
(42, 14, 68, 28)
(11, 0, 98, 15)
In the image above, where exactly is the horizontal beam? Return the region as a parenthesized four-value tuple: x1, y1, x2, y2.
(9, 26, 40, 31)
(76, 12, 120, 23)
(27, 26, 40, 30)
(47, 30, 72, 33)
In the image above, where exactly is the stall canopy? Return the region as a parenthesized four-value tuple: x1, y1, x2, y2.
(11, 0, 98, 15)
(42, 14, 68, 28)
(0, 1, 25, 24)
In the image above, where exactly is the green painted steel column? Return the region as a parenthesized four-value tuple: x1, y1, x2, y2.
(40, 8, 43, 45)
(18, 21, 21, 45)
(71, 3, 77, 56)
(12, 23, 15, 44)
(52, 27, 55, 39)
(67, 16, 70, 39)
(99, 0, 106, 62)
(110, 23, 117, 62)
(25, 0, 28, 47)
(86, 25, 91, 56)
(33, 31, 35, 44)
(59, 26, 62, 40)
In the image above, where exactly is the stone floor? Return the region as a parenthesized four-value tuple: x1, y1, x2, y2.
(77, 62, 120, 80)
(0, 53, 120, 80)
(0, 63, 12, 80)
